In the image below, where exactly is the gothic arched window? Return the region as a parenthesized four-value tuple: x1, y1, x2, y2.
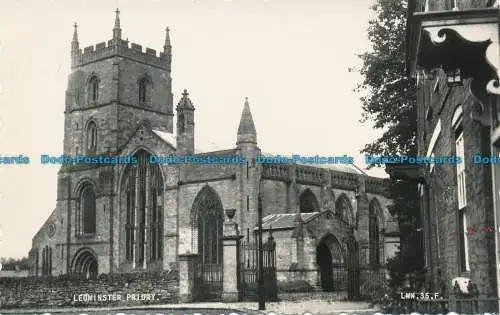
(86, 121, 97, 154)
(88, 76, 99, 103)
(191, 186, 224, 265)
(369, 199, 381, 268)
(122, 150, 164, 264)
(335, 194, 354, 226)
(299, 189, 319, 213)
(41, 246, 52, 276)
(76, 184, 96, 236)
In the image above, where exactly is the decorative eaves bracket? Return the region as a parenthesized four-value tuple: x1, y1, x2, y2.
(409, 8, 500, 104)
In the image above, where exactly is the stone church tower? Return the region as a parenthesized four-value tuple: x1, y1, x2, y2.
(65, 9, 174, 157)
(30, 10, 177, 276)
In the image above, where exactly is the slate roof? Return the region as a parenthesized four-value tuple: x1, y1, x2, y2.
(255, 212, 320, 230)
(152, 130, 176, 148)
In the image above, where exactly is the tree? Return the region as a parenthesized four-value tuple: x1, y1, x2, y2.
(0, 257, 29, 270)
(354, 0, 424, 289)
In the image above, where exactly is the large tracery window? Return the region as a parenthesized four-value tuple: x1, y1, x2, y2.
(123, 150, 164, 265)
(335, 194, 354, 226)
(76, 184, 96, 236)
(191, 186, 224, 265)
(299, 189, 319, 213)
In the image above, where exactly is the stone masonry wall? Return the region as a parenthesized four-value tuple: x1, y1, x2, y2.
(0, 271, 179, 310)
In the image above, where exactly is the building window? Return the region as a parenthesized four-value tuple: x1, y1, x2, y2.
(178, 114, 185, 133)
(88, 76, 99, 103)
(41, 246, 52, 276)
(453, 105, 469, 272)
(369, 199, 381, 268)
(76, 184, 96, 236)
(35, 250, 39, 275)
(86, 121, 97, 154)
(190, 185, 224, 265)
(299, 189, 319, 213)
(334, 194, 354, 226)
(122, 150, 164, 263)
(138, 76, 152, 105)
(458, 208, 469, 271)
(456, 130, 466, 209)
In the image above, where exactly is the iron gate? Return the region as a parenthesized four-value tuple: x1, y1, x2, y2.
(193, 258, 223, 301)
(346, 236, 360, 300)
(239, 234, 278, 301)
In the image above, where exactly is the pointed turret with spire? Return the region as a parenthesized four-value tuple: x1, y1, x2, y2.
(113, 8, 122, 40)
(164, 27, 172, 56)
(72, 23, 79, 51)
(71, 23, 80, 67)
(237, 97, 257, 145)
(176, 89, 195, 154)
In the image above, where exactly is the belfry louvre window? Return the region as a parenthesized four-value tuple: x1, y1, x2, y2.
(139, 79, 147, 104)
(122, 150, 164, 264)
(88, 76, 99, 103)
(138, 76, 152, 105)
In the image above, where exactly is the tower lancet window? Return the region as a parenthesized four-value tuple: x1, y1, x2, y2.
(86, 121, 98, 154)
(88, 76, 99, 104)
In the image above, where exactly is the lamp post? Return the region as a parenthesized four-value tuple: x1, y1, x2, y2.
(257, 195, 265, 310)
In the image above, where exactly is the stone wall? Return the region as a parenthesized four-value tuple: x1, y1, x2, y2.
(0, 271, 178, 310)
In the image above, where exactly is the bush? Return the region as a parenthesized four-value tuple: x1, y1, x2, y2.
(277, 280, 314, 293)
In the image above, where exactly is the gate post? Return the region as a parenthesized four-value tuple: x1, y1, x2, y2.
(178, 253, 198, 302)
(222, 208, 244, 302)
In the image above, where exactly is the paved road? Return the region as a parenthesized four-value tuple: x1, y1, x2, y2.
(1, 308, 251, 315)
(0, 300, 379, 315)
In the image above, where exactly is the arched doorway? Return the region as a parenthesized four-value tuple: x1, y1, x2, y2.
(191, 185, 224, 301)
(72, 248, 98, 279)
(316, 242, 334, 291)
(316, 234, 344, 292)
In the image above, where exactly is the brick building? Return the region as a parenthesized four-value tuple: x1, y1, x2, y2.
(28, 10, 397, 301)
(405, 0, 500, 312)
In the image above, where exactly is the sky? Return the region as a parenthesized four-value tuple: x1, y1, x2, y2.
(0, 0, 382, 259)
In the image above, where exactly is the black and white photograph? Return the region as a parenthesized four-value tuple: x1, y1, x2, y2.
(2, 0, 500, 314)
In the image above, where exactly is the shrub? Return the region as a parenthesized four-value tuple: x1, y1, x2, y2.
(277, 280, 314, 293)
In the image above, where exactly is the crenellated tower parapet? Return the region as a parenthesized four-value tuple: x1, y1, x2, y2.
(72, 39, 171, 71)
(71, 9, 171, 70)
